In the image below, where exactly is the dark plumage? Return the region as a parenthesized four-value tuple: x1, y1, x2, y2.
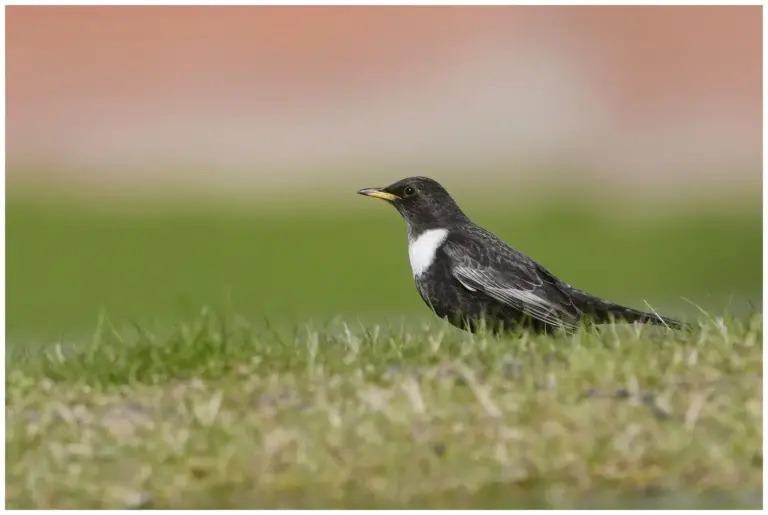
(357, 176, 687, 334)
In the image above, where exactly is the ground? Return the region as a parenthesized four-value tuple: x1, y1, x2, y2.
(6, 313, 762, 509)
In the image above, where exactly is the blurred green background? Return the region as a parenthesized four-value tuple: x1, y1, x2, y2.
(7, 185, 761, 339)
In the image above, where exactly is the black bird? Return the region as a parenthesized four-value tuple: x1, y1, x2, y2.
(357, 176, 686, 334)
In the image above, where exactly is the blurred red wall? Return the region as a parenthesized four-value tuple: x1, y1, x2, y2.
(6, 6, 761, 192)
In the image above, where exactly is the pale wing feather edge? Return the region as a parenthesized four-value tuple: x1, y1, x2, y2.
(453, 265, 578, 331)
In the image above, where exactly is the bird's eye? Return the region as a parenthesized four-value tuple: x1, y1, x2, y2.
(403, 186, 416, 197)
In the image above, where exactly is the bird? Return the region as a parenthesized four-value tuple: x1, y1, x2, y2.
(357, 176, 687, 334)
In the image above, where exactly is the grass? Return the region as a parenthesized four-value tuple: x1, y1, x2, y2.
(6, 310, 762, 509)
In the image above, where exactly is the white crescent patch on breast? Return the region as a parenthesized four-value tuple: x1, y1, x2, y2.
(408, 228, 449, 278)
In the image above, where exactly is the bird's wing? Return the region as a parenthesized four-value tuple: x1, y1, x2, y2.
(443, 231, 581, 331)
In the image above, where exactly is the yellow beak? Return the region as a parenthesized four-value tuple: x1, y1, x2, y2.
(357, 188, 399, 201)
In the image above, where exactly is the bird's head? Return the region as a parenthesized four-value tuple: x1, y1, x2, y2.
(357, 176, 468, 234)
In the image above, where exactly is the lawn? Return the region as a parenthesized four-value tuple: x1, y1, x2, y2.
(6, 313, 763, 508)
(5, 191, 763, 508)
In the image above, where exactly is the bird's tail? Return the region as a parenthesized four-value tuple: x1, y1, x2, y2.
(592, 304, 689, 330)
(567, 288, 689, 330)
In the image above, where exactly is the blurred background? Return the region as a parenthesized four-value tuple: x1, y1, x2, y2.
(6, 6, 762, 339)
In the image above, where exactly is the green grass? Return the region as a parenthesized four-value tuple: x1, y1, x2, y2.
(6, 195, 761, 337)
(6, 311, 762, 508)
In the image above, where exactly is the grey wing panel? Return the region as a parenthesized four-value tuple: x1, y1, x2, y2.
(442, 235, 580, 330)
(452, 266, 579, 331)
